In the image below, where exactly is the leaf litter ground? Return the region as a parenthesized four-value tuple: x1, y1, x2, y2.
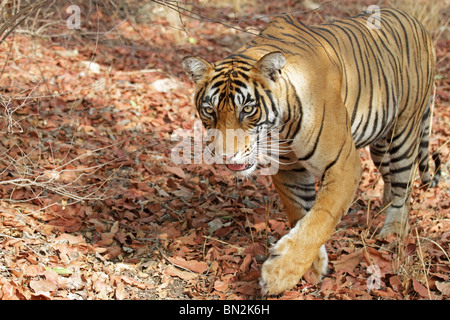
(0, 1, 448, 300)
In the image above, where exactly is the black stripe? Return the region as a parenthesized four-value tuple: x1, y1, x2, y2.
(285, 79, 303, 140)
(390, 165, 412, 174)
(298, 103, 325, 161)
(324, 142, 344, 174)
(282, 183, 316, 192)
(391, 182, 409, 189)
(275, 185, 310, 208)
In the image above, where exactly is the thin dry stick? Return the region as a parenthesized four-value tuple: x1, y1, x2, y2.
(360, 232, 376, 267)
(0, 0, 51, 45)
(203, 235, 244, 253)
(415, 229, 432, 299)
(264, 197, 274, 255)
(419, 236, 450, 263)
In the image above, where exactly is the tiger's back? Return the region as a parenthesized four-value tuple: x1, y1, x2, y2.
(234, 8, 435, 149)
(314, 9, 435, 149)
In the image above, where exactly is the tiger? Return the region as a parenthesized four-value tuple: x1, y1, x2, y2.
(182, 8, 439, 295)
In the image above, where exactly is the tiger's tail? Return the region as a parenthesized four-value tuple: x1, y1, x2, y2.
(417, 89, 441, 189)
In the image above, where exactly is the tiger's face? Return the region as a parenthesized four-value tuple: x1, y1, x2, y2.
(182, 52, 286, 175)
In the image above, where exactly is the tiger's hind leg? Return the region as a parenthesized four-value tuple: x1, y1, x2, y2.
(378, 95, 436, 238)
(370, 138, 393, 208)
(378, 126, 422, 238)
(417, 107, 433, 187)
(416, 104, 441, 188)
(370, 136, 410, 238)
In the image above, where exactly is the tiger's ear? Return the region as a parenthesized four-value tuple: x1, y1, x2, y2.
(182, 56, 213, 83)
(254, 51, 286, 83)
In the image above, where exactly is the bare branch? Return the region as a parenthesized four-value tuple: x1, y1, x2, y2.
(0, 0, 52, 45)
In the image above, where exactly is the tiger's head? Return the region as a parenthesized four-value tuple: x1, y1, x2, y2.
(182, 52, 287, 175)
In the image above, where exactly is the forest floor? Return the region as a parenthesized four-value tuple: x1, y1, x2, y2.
(0, 0, 448, 300)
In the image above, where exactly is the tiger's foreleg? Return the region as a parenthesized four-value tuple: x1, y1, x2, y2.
(260, 132, 361, 295)
(271, 169, 328, 279)
(271, 169, 316, 227)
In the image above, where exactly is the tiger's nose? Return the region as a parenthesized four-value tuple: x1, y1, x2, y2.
(222, 151, 242, 162)
(222, 154, 233, 162)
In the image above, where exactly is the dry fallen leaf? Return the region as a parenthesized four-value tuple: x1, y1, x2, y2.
(167, 256, 208, 274)
(412, 279, 430, 298)
(1, 281, 24, 300)
(164, 265, 197, 281)
(30, 279, 57, 298)
(163, 165, 186, 179)
(213, 280, 229, 292)
(332, 249, 363, 275)
(435, 281, 450, 296)
(22, 265, 46, 277)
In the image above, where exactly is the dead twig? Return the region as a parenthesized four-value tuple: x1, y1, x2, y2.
(0, 0, 51, 45)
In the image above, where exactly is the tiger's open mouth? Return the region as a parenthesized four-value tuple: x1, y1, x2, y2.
(226, 163, 254, 171)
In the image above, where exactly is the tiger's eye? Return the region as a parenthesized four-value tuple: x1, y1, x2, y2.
(242, 105, 253, 113)
(204, 107, 214, 114)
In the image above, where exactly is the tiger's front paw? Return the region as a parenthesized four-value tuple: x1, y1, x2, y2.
(259, 232, 312, 296)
